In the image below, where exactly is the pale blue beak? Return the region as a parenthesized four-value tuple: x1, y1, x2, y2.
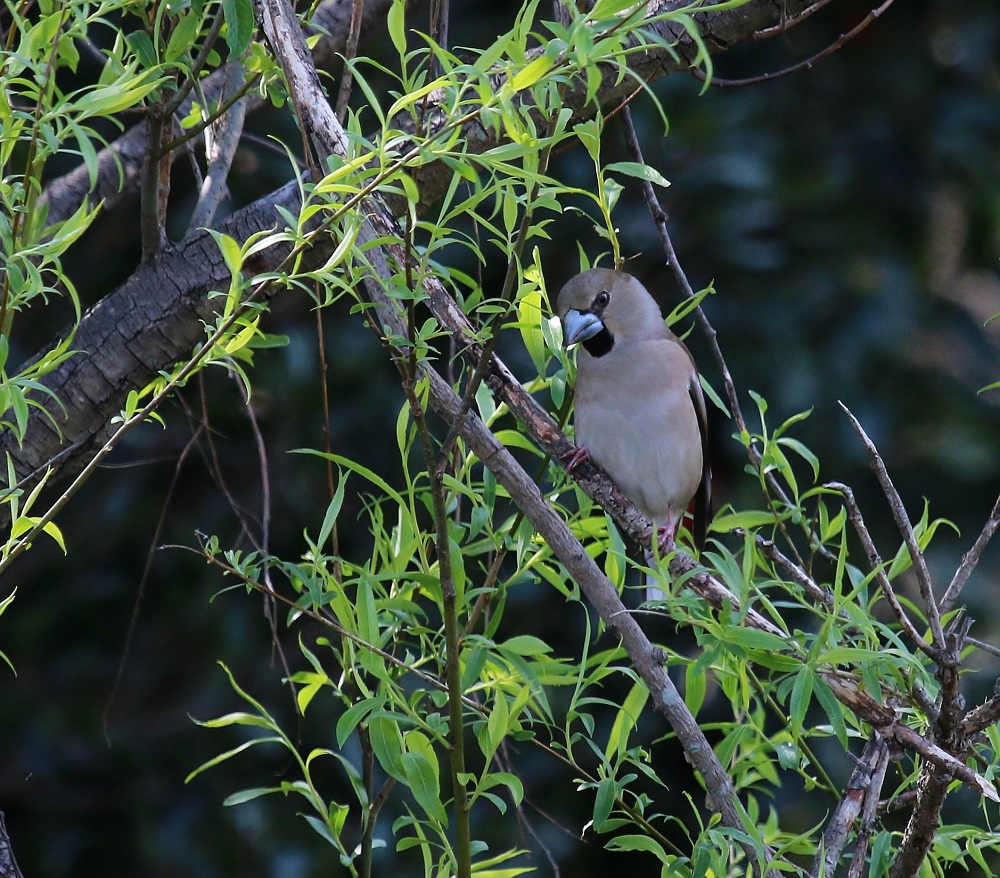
(562, 309, 604, 347)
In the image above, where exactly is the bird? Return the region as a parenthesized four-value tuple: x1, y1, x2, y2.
(556, 267, 711, 571)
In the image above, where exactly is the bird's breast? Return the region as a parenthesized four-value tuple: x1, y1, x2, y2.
(574, 341, 703, 520)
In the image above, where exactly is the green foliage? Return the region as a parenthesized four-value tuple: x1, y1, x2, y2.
(5, 0, 1000, 876)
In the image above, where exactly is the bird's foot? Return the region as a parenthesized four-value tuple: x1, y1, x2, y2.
(561, 445, 590, 474)
(655, 522, 677, 555)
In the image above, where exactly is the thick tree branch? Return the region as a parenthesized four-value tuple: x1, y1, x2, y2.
(0, 813, 23, 878)
(3, 178, 306, 489)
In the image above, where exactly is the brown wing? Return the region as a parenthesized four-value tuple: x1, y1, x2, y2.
(689, 375, 711, 552)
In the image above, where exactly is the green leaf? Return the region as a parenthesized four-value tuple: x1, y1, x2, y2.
(720, 627, 790, 653)
(685, 662, 706, 717)
(317, 472, 347, 549)
(605, 834, 669, 861)
(592, 776, 615, 830)
(387, 0, 406, 55)
(223, 786, 281, 805)
(499, 635, 552, 656)
(506, 55, 553, 93)
(336, 697, 382, 748)
(368, 714, 406, 781)
(165, 11, 201, 63)
(606, 161, 671, 188)
(590, 0, 646, 17)
(605, 680, 648, 763)
(485, 692, 509, 760)
(356, 574, 381, 676)
(73, 76, 165, 117)
(788, 666, 813, 738)
(710, 509, 776, 532)
(812, 675, 848, 749)
(223, 0, 254, 55)
(402, 751, 447, 823)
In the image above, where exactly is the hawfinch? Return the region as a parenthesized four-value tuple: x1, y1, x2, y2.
(557, 268, 711, 558)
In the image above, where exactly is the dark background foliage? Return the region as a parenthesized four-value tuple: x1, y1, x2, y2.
(3, 0, 1000, 875)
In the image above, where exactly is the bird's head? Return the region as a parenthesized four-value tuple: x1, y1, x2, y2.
(556, 269, 666, 357)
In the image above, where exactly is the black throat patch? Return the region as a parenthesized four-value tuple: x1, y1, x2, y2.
(582, 327, 614, 358)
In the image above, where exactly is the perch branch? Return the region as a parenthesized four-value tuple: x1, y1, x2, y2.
(251, 0, 781, 852)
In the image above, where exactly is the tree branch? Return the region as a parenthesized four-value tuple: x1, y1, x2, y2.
(941, 491, 1000, 613)
(839, 403, 945, 653)
(0, 813, 23, 878)
(814, 734, 888, 878)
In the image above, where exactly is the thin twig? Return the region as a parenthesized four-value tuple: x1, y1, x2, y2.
(334, 0, 365, 122)
(751, 0, 835, 39)
(961, 684, 1000, 738)
(102, 422, 203, 743)
(967, 634, 1000, 659)
(941, 491, 1000, 613)
(691, 0, 896, 88)
(754, 534, 833, 606)
(839, 403, 945, 654)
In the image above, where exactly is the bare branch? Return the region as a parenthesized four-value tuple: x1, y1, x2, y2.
(334, 0, 366, 121)
(814, 734, 888, 878)
(961, 678, 1000, 738)
(839, 403, 945, 653)
(941, 491, 1000, 613)
(186, 64, 249, 234)
(845, 738, 890, 878)
(889, 765, 954, 878)
(820, 672, 998, 802)
(754, 534, 833, 607)
(691, 0, 897, 88)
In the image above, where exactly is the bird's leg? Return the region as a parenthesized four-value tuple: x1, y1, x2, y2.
(655, 510, 680, 555)
(561, 445, 590, 474)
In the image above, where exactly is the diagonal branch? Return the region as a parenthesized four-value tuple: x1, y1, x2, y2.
(840, 402, 945, 653)
(941, 491, 1000, 613)
(357, 199, 776, 866)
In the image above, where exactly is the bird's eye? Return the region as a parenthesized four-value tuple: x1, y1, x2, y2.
(594, 291, 610, 308)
